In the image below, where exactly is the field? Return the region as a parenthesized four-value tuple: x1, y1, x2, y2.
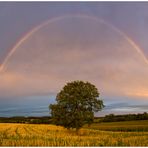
(86, 120, 148, 131)
(0, 121, 148, 146)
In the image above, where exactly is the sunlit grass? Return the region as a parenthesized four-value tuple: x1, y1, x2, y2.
(0, 123, 148, 146)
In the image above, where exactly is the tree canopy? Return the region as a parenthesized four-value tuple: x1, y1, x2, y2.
(49, 80, 104, 131)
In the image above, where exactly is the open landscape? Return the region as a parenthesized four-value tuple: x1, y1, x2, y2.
(0, 120, 148, 146)
(0, 2, 148, 147)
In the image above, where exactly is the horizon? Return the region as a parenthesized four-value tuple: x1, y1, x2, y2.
(0, 2, 148, 117)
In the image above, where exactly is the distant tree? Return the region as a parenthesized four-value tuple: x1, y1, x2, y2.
(49, 80, 104, 133)
(142, 112, 148, 120)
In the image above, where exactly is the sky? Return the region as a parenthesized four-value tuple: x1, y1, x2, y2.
(0, 2, 148, 117)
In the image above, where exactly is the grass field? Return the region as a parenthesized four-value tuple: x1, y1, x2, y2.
(0, 121, 148, 146)
(86, 120, 148, 132)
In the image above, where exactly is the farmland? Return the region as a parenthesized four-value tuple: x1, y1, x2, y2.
(0, 120, 148, 146)
(85, 120, 148, 132)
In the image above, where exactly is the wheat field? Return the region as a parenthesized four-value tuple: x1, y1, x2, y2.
(0, 123, 148, 146)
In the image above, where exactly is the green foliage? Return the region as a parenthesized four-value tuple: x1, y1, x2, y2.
(49, 80, 104, 130)
(0, 116, 51, 124)
(99, 112, 148, 122)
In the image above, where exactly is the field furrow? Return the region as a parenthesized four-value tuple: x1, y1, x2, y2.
(0, 123, 148, 146)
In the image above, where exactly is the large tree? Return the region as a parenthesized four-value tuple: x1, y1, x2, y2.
(49, 80, 104, 132)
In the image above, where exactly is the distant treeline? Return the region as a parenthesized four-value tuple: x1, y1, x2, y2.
(0, 112, 148, 124)
(0, 116, 52, 124)
(98, 112, 148, 122)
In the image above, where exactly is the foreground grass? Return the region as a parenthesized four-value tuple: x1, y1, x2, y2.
(0, 123, 148, 146)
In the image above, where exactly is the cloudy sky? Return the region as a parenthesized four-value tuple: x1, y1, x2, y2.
(0, 2, 148, 117)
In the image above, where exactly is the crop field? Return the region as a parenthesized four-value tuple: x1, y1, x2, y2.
(0, 121, 148, 146)
(87, 120, 148, 132)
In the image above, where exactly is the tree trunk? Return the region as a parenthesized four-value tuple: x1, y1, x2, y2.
(76, 128, 79, 135)
(88, 124, 91, 128)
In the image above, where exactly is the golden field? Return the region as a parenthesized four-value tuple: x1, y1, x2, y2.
(0, 122, 148, 146)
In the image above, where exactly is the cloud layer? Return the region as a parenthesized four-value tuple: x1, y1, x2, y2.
(0, 16, 148, 100)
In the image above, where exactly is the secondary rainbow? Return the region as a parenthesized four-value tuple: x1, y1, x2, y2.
(0, 14, 148, 72)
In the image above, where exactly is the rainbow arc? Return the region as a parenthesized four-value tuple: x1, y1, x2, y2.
(0, 14, 148, 72)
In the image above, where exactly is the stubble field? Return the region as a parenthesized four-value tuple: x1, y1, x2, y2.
(0, 121, 148, 146)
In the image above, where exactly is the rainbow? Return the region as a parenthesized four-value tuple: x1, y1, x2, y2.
(0, 14, 148, 72)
